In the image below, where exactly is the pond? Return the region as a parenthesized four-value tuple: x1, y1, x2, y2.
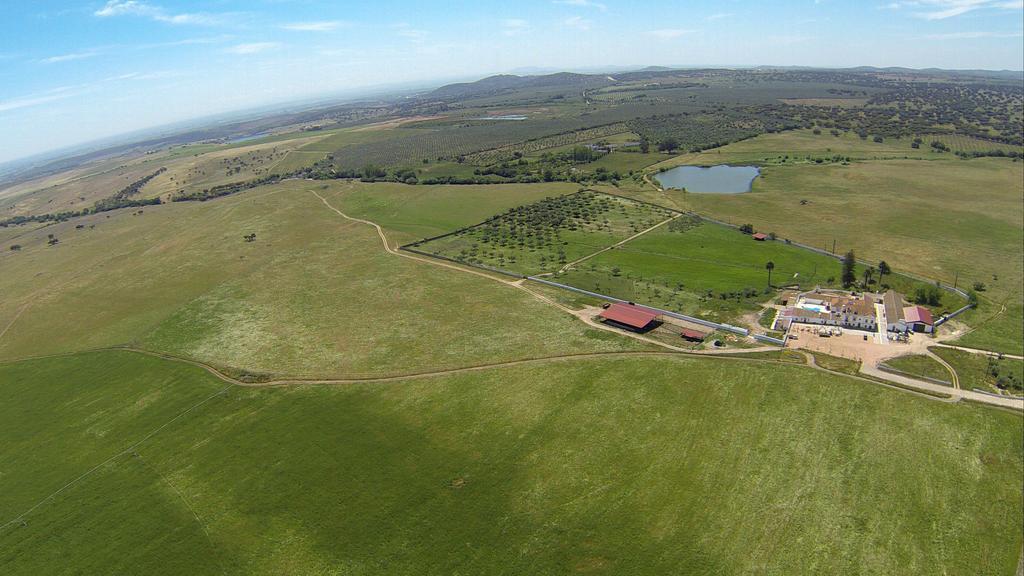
(654, 165, 760, 194)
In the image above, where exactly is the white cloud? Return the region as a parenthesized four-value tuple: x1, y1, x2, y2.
(282, 21, 348, 32)
(40, 51, 99, 64)
(884, 0, 1024, 19)
(0, 88, 77, 112)
(564, 16, 593, 30)
(554, 0, 607, 11)
(648, 28, 695, 39)
(94, 1, 226, 25)
(225, 42, 281, 55)
(501, 19, 529, 36)
(921, 30, 1024, 38)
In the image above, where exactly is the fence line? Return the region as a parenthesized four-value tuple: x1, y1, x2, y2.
(934, 303, 975, 326)
(753, 334, 786, 346)
(525, 276, 749, 336)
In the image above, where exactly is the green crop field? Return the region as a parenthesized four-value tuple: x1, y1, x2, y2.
(554, 214, 959, 322)
(2, 350, 1021, 575)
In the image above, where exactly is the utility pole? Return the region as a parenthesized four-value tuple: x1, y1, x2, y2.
(832, 238, 836, 255)
(953, 271, 958, 290)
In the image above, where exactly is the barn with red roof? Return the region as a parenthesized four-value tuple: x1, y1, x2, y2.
(599, 303, 660, 332)
(902, 305, 934, 333)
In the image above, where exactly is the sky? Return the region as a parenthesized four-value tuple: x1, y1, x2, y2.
(1, 0, 1022, 164)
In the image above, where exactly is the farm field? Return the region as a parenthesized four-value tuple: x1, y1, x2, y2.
(413, 191, 674, 275)
(322, 180, 579, 243)
(655, 137, 1023, 352)
(554, 212, 959, 323)
(1, 349, 1021, 575)
(0, 181, 647, 377)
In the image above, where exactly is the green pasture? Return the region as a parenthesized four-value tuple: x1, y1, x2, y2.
(931, 347, 1024, 394)
(0, 181, 645, 378)
(882, 354, 953, 384)
(1, 350, 1020, 575)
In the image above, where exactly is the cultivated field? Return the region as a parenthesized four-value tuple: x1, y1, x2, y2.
(414, 191, 674, 275)
(1, 350, 1020, 575)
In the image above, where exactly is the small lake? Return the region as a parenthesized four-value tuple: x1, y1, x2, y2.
(226, 132, 270, 144)
(472, 115, 528, 121)
(654, 165, 760, 194)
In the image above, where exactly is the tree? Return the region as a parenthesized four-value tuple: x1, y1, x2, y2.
(739, 223, 754, 234)
(657, 137, 680, 153)
(765, 261, 775, 287)
(639, 137, 650, 153)
(841, 250, 857, 288)
(862, 265, 875, 286)
(878, 260, 891, 281)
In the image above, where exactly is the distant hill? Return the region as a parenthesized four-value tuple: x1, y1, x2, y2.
(427, 72, 615, 100)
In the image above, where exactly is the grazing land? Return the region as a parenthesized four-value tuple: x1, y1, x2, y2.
(882, 354, 953, 384)
(931, 347, 1024, 394)
(1, 350, 1021, 575)
(1, 66, 1022, 574)
(0, 181, 646, 377)
(654, 131, 1024, 353)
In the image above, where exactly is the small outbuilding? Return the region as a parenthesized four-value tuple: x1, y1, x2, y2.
(680, 329, 707, 342)
(752, 233, 768, 241)
(599, 303, 660, 332)
(903, 305, 934, 333)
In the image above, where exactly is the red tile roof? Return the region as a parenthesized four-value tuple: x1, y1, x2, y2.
(752, 233, 768, 240)
(903, 306, 934, 325)
(681, 329, 707, 340)
(599, 303, 659, 329)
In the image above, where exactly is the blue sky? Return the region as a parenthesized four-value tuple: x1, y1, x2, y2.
(1, 0, 1022, 164)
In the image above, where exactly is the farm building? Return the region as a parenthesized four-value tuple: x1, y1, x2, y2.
(903, 306, 934, 333)
(777, 289, 880, 332)
(778, 288, 930, 335)
(752, 232, 768, 241)
(882, 290, 906, 332)
(599, 303, 660, 332)
(680, 329, 707, 342)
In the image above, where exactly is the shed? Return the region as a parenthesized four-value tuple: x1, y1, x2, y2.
(599, 303, 659, 332)
(903, 306, 934, 333)
(680, 329, 707, 342)
(752, 233, 768, 241)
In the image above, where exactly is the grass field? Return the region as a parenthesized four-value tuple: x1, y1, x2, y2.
(554, 214, 959, 322)
(2, 349, 1021, 575)
(931, 347, 1024, 394)
(649, 131, 1023, 353)
(882, 354, 953, 384)
(0, 181, 647, 377)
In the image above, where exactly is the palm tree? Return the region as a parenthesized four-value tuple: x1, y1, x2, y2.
(862, 266, 876, 286)
(766, 261, 775, 287)
(878, 260, 891, 282)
